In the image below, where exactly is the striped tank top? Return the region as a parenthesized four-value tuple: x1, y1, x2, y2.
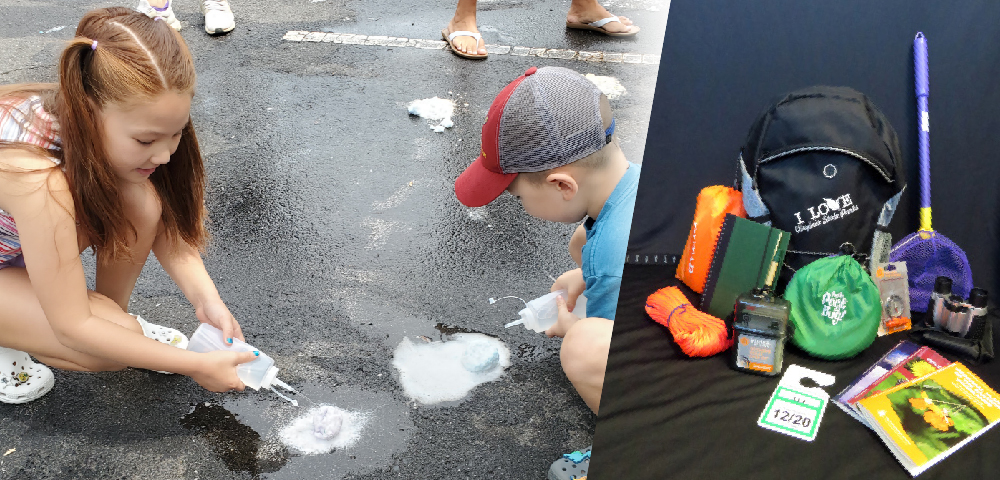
(0, 95, 62, 264)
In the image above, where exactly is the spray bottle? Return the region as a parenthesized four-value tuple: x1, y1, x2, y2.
(502, 290, 587, 333)
(187, 324, 300, 405)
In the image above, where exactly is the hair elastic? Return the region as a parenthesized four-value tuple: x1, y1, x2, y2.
(91, 40, 98, 50)
(154, 16, 162, 22)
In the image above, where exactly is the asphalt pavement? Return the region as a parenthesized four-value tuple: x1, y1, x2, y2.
(0, 0, 668, 478)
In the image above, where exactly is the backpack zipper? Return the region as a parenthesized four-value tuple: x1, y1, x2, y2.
(757, 146, 892, 184)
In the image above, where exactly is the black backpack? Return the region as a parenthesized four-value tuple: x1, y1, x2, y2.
(736, 86, 906, 288)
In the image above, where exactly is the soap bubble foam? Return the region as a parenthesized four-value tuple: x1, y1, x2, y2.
(279, 405, 367, 454)
(392, 333, 511, 405)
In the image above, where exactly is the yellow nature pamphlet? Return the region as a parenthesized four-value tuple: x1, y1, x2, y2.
(856, 363, 1000, 477)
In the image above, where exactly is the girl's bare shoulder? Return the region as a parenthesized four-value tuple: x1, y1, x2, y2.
(0, 147, 70, 215)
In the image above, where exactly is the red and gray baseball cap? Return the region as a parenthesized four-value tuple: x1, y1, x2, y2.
(454, 66, 615, 208)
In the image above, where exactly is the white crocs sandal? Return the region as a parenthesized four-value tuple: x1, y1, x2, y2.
(135, 315, 189, 374)
(0, 346, 55, 404)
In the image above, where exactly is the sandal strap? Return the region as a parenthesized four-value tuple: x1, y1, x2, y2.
(588, 16, 620, 28)
(447, 30, 482, 42)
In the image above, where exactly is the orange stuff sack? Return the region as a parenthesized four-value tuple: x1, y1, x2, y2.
(675, 186, 746, 293)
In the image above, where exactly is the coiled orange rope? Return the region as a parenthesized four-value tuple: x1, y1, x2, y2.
(646, 286, 732, 357)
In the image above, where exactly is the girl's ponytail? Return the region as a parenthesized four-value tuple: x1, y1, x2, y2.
(56, 37, 132, 259)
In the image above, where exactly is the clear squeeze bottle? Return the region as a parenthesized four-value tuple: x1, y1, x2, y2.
(186, 324, 296, 393)
(505, 290, 587, 333)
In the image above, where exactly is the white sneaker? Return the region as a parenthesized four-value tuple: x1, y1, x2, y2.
(202, 0, 236, 35)
(136, 0, 182, 31)
(0, 346, 55, 404)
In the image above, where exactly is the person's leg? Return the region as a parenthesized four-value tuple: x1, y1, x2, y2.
(94, 182, 162, 311)
(444, 0, 487, 57)
(560, 317, 612, 414)
(0, 268, 142, 372)
(566, 0, 639, 35)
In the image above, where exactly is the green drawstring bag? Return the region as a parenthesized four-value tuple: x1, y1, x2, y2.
(783, 255, 881, 359)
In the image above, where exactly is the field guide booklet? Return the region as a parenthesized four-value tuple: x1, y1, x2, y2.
(856, 363, 1000, 476)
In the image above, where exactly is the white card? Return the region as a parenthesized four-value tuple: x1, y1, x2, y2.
(758, 364, 835, 441)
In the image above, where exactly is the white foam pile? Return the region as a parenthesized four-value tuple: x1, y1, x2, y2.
(279, 405, 367, 454)
(392, 333, 510, 404)
(584, 74, 627, 99)
(407, 97, 456, 132)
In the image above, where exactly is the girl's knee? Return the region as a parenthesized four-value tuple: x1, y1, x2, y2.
(122, 182, 163, 233)
(87, 291, 143, 335)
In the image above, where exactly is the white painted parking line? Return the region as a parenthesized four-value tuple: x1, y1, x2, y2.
(283, 31, 660, 65)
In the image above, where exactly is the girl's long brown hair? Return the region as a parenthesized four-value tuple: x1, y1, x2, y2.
(0, 7, 207, 263)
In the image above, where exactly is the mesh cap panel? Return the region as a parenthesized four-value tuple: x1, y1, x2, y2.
(497, 67, 605, 173)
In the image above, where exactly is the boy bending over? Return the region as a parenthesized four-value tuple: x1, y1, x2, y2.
(454, 66, 639, 480)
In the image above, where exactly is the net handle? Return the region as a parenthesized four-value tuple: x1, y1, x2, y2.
(915, 32, 933, 232)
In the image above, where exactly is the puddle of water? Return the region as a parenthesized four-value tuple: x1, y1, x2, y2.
(180, 402, 290, 477)
(392, 333, 511, 405)
(204, 384, 413, 480)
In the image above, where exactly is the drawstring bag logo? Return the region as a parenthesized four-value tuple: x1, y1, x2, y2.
(792, 193, 859, 233)
(821, 290, 847, 325)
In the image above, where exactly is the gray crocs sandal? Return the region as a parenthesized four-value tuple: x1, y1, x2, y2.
(0, 346, 55, 404)
(547, 446, 591, 480)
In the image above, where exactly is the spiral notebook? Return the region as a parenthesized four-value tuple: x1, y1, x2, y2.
(701, 215, 790, 319)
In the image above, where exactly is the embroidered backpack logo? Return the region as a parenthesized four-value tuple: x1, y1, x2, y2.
(792, 193, 859, 233)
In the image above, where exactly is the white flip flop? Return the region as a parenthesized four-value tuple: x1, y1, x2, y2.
(566, 16, 640, 37)
(441, 28, 488, 59)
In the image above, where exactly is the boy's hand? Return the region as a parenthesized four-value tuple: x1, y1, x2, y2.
(545, 295, 581, 338)
(551, 268, 586, 311)
(189, 350, 257, 392)
(196, 299, 245, 345)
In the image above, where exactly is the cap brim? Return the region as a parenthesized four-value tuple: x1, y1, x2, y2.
(455, 154, 518, 208)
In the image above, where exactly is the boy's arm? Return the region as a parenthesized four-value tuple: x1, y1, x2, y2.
(568, 224, 586, 267)
(151, 227, 244, 344)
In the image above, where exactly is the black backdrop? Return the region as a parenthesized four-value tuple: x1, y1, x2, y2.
(594, 1, 1000, 479)
(625, 0, 1000, 298)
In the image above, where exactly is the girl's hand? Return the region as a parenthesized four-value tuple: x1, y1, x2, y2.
(195, 299, 244, 345)
(189, 350, 258, 392)
(545, 295, 581, 338)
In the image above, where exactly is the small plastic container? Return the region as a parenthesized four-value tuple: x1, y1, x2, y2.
(187, 324, 283, 390)
(505, 290, 587, 333)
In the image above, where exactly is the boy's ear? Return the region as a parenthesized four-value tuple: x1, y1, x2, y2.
(546, 172, 578, 200)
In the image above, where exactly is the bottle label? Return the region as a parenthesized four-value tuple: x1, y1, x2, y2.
(734, 332, 777, 373)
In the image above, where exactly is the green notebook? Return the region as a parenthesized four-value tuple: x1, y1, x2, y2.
(701, 215, 790, 319)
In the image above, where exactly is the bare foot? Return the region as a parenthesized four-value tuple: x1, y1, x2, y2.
(445, 16, 487, 57)
(566, 0, 639, 35)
